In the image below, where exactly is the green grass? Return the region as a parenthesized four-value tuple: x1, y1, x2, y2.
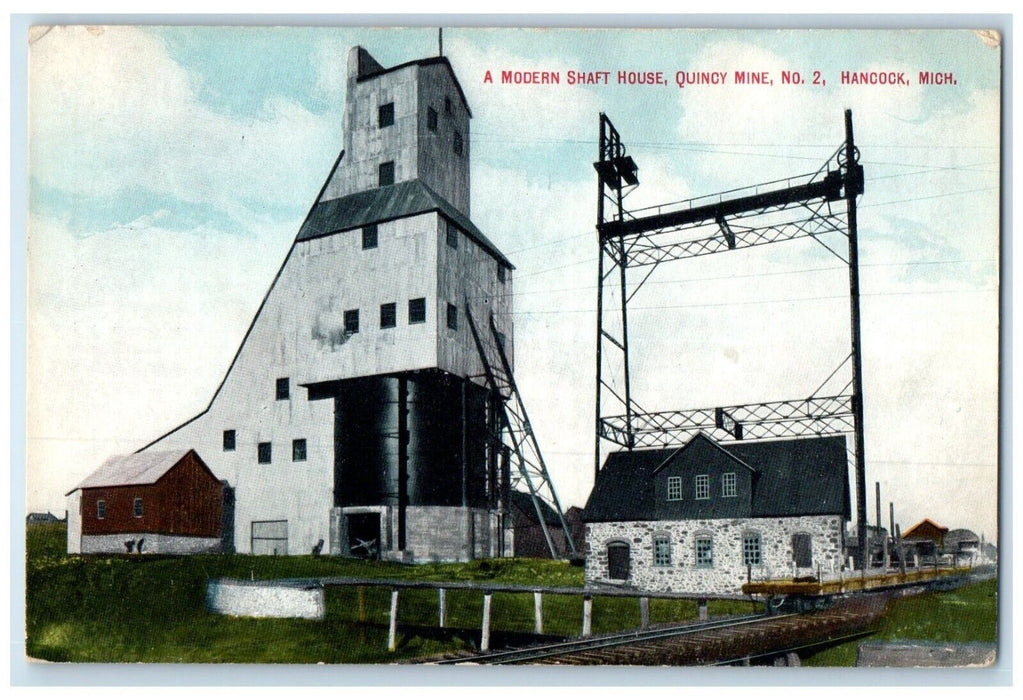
(803, 578, 998, 666)
(25, 524, 751, 663)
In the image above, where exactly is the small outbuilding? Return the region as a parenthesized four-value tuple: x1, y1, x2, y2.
(901, 518, 949, 560)
(66, 449, 230, 555)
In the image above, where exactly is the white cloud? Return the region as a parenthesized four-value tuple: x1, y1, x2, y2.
(446, 34, 603, 145)
(26, 212, 297, 510)
(29, 26, 340, 218)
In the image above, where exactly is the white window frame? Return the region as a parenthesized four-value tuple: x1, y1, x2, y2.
(666, 476, 683, 501)
(695, 474, 710, 500)
(722, 472, 737, 497)
(695, 536, 714, 568)
(653, 535, 672, 567)
(742, 532, 762, 566)
(96, 499, 106, 520)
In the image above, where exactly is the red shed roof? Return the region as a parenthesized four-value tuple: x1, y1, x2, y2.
(902, 518, 949, 540)
(66, 449, 197, 495)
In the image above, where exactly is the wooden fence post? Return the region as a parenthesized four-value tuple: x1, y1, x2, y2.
(481, 591, 493, 652)
(438, 587, 447, 628)
(387, 588, 399, 652)
(639, 597, 650, 629)
(582, 595, 593, 637)
(533, 591, 543, 635)
(698, 598, 708, 622)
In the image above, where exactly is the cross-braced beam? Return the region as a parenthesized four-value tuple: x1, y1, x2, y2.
(466, 304, 578, 559)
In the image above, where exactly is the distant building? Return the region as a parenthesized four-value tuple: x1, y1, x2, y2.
(66, 449, 228, 555)
(582, 432, 850, 595)
(943, 528, 981, 563)
(26, 512, 62, 525)
(901, 518, 949, 558)
(506, 492, 582, 559)
(67, 46, 519, 562)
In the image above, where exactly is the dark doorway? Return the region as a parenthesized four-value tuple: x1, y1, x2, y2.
(347, 513, 381, 559)
(792, 533, 813, 568)
(607, 541, 631, 580)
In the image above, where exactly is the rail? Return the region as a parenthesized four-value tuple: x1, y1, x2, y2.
(434, 611, 786, 665)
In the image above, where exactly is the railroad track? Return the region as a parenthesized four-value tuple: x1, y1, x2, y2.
(434, 594, 886, 665)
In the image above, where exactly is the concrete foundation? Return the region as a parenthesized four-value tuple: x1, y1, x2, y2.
(207, 579, 325, 620)
(80, 532, 221, 555)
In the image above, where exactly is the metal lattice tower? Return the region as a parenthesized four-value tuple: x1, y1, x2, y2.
(466, 304, 579, 559)
(593, 110, 869, 566)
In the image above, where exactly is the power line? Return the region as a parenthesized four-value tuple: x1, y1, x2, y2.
(502, 286, 994, 316)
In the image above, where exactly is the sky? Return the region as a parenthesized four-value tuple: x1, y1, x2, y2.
(25, 25, 1001, 541)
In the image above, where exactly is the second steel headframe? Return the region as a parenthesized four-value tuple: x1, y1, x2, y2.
(593, 110, 870, 566)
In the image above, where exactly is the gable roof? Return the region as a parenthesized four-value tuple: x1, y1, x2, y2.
(651, 432, 756, 475)
(583, 433, 850, 522)
(508, 490, 562, 526)
(727, 436, 849, 518)
(357, 55, 473, 119)
(297, 179, 512, 268)
(66, 449, 194, 495)
(902, 518, 949, 540)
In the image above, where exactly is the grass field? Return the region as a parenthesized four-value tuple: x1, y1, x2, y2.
(26, 523, 752, 663)
(802, 577, 998, 666)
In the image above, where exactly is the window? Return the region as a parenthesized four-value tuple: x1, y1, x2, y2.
(378, 102, 394, 128)
(497, 264, 506, 283)
(344, 309, 360, 335)
(453, 131, 463, 156)
(446, 303, 458, 331)
(695, 474, 710, 500)
(653, 535, 672, 567)
(408, 297, 426, 324)
(722, 472, 737, 497)
(792, 533, 813, 568)
(446, 220, 458, 249)
(379, 161, 395, 187)
(695, 536, 714, 568)
(258, 442, 272, 464)
(380, 302, 396, 329)
(427, 106, 438, 131)
(276, 377, 290, 401)
(133, 497, 144, 518)
(292, 439, 307, 462)
(607, 542, 630, 580)
(444, 96, 452, 114)
(223, 429, 236, 452)
(667, 476, 683, 501)
(96, 500, 106, 520)
(743, 532, 762, 566)
(362, 224, 378, 250)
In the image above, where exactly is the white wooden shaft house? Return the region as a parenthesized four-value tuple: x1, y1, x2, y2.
(69, 47, 516, 561)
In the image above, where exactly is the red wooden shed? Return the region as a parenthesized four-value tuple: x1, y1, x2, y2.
(66, 449, 228, 555)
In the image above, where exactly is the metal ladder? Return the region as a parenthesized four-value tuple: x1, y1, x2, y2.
(465, 305, 579, 559)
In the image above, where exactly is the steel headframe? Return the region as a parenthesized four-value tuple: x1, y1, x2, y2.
(466, 303, 579, 559)
(593, 109, 869, 567)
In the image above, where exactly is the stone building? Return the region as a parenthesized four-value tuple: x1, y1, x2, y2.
(582, 433, 850, 595)
(68, 46, 516, 562)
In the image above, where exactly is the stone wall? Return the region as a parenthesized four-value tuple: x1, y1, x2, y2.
(80, 532, 221, 555)
(585, 515, 844, 595)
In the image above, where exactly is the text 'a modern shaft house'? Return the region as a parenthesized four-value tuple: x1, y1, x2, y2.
(68, 46, 519, 562)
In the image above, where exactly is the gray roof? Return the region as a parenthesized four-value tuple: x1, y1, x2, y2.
(296, 179, 512, 268)
(509, 490, 562, 526)
(583, 433, 849, 522)
(67, 449, 193, 494)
